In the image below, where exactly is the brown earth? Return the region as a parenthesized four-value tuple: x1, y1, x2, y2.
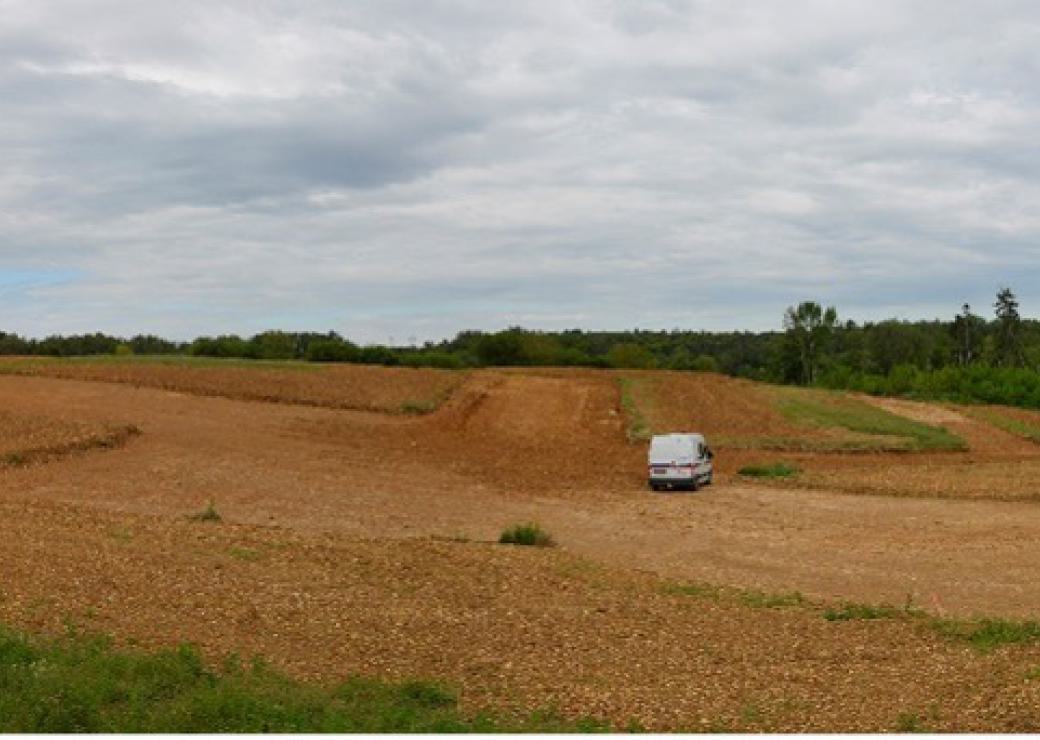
(0, 357, 463, 413)
(0, 409, 138, 466)
(4, 367, 1040, 730)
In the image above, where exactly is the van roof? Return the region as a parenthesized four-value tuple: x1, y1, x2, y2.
(651, 433, 705, 442)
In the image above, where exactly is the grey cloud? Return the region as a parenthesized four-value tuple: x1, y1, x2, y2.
(2, 1, 1040, 341)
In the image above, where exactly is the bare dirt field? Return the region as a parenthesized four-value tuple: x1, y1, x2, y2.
(3, 363, 1040, 730)
(0, 357, 463, 413)
(0, 409, 137, 467)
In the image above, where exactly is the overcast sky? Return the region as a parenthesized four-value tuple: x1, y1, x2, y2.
(3, 1, 1039, 343)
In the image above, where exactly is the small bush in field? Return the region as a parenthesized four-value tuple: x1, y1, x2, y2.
(499, 523, 554, 547)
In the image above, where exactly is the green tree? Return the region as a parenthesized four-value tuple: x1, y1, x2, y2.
(951, 303, 984, 366)
(993, 287, 1024, 367)
(781, 301, 838, 385)
(606, 342, 657, 369)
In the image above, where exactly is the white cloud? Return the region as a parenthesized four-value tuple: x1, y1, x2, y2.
(2, 0, 1040, 342)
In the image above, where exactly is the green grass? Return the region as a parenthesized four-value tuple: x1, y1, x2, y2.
(775, 390, 966, 451)
(665, 582, 806, 610)
(823, 602, 905, 621)
(187, 501, 222, 523)
(738, 589, 807, 609)
(895, 712, 930, 733)
(399, 399, 438, 415)
(0, 626, 608, 732)
(737, 462, 800, 479)
(929, 617, 1040, 651)
(964, 407, 1040, 443)
(227, 547, 261, 562)
(617, 377, 651, 443)
(499, 523, 554, 548)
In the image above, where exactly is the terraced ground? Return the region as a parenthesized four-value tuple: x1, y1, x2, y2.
(0, 409, 138, 467)
(4, 359, 1040, 731)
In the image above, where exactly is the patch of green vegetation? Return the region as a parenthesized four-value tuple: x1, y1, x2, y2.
(617, 377, 652, 443)
(2, 452, 27, 466)
(664, 582, 722, 600)
(737, 462, 800, 479)
(665, 582, 805, 610)
(775, 390, 966, 451)
(227, 547, 261, 562)
(739, 701, 763, 725)
(108, 528, 134, 544)
(739, 589, 807, 609)
(930, 617, 1040, 651)
(965, 407, 1040, 443)
(1024, 666, 1040, 681)
(187, 501, 222, 523)
(0, 626, 608, 732)
(399, 399, 438, 415)
(499, 523, 554, 548)
(895, 712, 930, 733)
(823, 602, 905, 621)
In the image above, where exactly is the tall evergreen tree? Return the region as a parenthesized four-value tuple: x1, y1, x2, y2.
(993, 287, 1024, 367)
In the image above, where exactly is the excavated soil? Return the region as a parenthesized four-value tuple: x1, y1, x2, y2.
(4, 367, 1040, 730)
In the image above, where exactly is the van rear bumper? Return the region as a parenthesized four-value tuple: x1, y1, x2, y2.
(648, 475, 696, 486)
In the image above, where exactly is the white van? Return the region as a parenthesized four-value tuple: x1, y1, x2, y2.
(648, 433, 714, 491)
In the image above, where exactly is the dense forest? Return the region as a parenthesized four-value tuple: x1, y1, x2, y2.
(3, 287, 1040, 407)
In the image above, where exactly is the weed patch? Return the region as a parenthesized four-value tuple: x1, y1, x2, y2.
(617, 377, 651, 443)
(188, 501, 222, 523)
(739, 589, 807, 609)
(399, 399, 437, 415)
(823, 602, 904, 621)
(738, 462, 800, 479)
(228, 547, 260, 562)
(895, 712, 930, 733)
(930, 617, 1040, 651)
(666, 582, 805, 610)
(499, 523, 554, 548)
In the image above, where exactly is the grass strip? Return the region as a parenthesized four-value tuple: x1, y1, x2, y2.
(617, 377, 651, 443)
(738, 462, 800, 479)
(963, 407, 1040, 444)
(0, 625, 608, 733)
(775, 391, 966, 451)
(666, 584, 1040, 652)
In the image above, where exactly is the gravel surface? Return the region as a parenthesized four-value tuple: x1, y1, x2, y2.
(3, 368, 1040, 730)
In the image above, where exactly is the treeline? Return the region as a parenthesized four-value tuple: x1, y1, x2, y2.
(4, 286, 1040, 408)
(0, 328, 775, 373)
(776, 288, 1040, 408)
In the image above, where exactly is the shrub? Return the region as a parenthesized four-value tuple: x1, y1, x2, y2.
(499, 523, 554, 547)
(188, 501, 221, 523)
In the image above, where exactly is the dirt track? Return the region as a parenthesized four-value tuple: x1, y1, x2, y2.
(4, 369, 1040, 729)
